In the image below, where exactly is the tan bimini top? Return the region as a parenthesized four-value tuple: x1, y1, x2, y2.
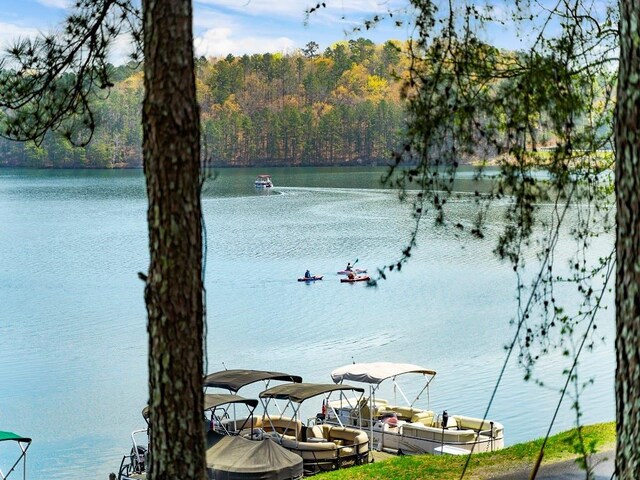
(331, 362, 436, 385)
(259, 383, 364, 404)
(203, 369, 303, 393)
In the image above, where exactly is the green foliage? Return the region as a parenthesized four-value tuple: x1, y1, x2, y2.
(318, 422, 615, 480)
(0, 40, 408, 168)
(0, 0, 140, 148)
(375, 2, 618, 475)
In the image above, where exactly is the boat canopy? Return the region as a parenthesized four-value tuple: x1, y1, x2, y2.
(0, 432, 30, 444)
(206, 434, 303, 479)
(331, 362, 436, 385)
(204, 369, 302, 392)
(260, 383, 364, 403)
(204, 393, 259, 411)
(141, 393, 257, 420)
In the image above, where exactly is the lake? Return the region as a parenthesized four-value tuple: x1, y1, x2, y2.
(0, 167, 615, 479)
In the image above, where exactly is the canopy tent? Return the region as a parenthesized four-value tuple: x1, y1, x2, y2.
(260, 383, 364, 404)
(206, 435, 303, 480)
(331, 362, 436, 384)
(204, 370, 302, 393)
(0, 431, 31, 480)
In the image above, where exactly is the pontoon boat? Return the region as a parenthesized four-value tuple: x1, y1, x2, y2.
(329, 362, 505, 455)
(117, 393, 261, 480)
(254, 175, 273, 188)
(258, 383, 371, 474)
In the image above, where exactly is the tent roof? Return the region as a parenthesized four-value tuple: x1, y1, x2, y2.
(204, 369, 302, 392)
(142, 393, 257, 419)
(207, 435, 302, 480)
(260, 383, 364, 403)
(0, 431, 31, 443)
(331, 362, 437, 385)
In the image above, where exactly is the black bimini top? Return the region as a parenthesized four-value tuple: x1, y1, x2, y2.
(203, 369, 302, 393)
(259, 383, 364, 404)
(204, 393, 258, 411)
(142, 393, 257, 420)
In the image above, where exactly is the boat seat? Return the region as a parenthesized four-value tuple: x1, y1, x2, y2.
(338, 446, 354, 457)
(411, 411, 435, 426)
(307, 425, 325, 441)
(358, 398, 388, 421)
(387, 406, 425, 421)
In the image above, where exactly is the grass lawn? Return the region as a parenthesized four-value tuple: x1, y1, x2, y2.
(317, 422, 615, 480)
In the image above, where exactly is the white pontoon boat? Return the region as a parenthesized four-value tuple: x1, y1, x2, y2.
(254, 175, 273, 188)
(328, 362, 505, 455)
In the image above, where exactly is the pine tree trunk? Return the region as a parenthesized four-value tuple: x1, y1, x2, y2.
(141, 0, 206, 478)
(615, 2, 640, 478)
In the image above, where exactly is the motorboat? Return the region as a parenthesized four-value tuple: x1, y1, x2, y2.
(0, 431, 31, 480)
(328, 362, 505, 455)
(254, 174, 273, 188)
(258, 383, 371, 475)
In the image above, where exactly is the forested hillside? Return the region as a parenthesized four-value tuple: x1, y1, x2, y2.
(0, 39, 408, 168)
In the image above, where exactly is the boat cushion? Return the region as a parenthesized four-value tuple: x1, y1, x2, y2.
(411, 411, 435, 426)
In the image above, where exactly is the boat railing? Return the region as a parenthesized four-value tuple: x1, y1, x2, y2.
(117, 429, 147, 480)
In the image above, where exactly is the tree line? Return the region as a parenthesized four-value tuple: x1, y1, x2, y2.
(0, 39, 408, 168)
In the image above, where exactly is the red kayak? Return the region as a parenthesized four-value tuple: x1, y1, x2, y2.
(340, 275, 370, 283)
(298, 275, 323, 282)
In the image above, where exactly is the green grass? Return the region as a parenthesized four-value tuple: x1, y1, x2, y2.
(318, 422, 615, 480)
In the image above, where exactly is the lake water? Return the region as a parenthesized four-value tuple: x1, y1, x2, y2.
(0, 167, 615, 479)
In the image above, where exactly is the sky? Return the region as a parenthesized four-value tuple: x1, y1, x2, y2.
(0, 0, 413, 63)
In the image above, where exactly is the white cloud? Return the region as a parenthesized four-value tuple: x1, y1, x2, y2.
(36, 0, 71, 8)
(0, 22, 39, 51)
(108, 33, 138, 65)
(195, 27, 296, 57)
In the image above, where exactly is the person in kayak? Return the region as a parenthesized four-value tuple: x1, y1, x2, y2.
(304, 269, 311, 279)
(347, 271, 355, 280)
(345, 262, 353, 271)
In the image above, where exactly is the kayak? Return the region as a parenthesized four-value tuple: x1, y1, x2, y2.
(340, 275, 370, 283)
(298, 275, 323, 282)
(337, 268, 367, 275)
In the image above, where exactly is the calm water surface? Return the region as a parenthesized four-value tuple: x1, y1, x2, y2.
(0, 167, 615, 479)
